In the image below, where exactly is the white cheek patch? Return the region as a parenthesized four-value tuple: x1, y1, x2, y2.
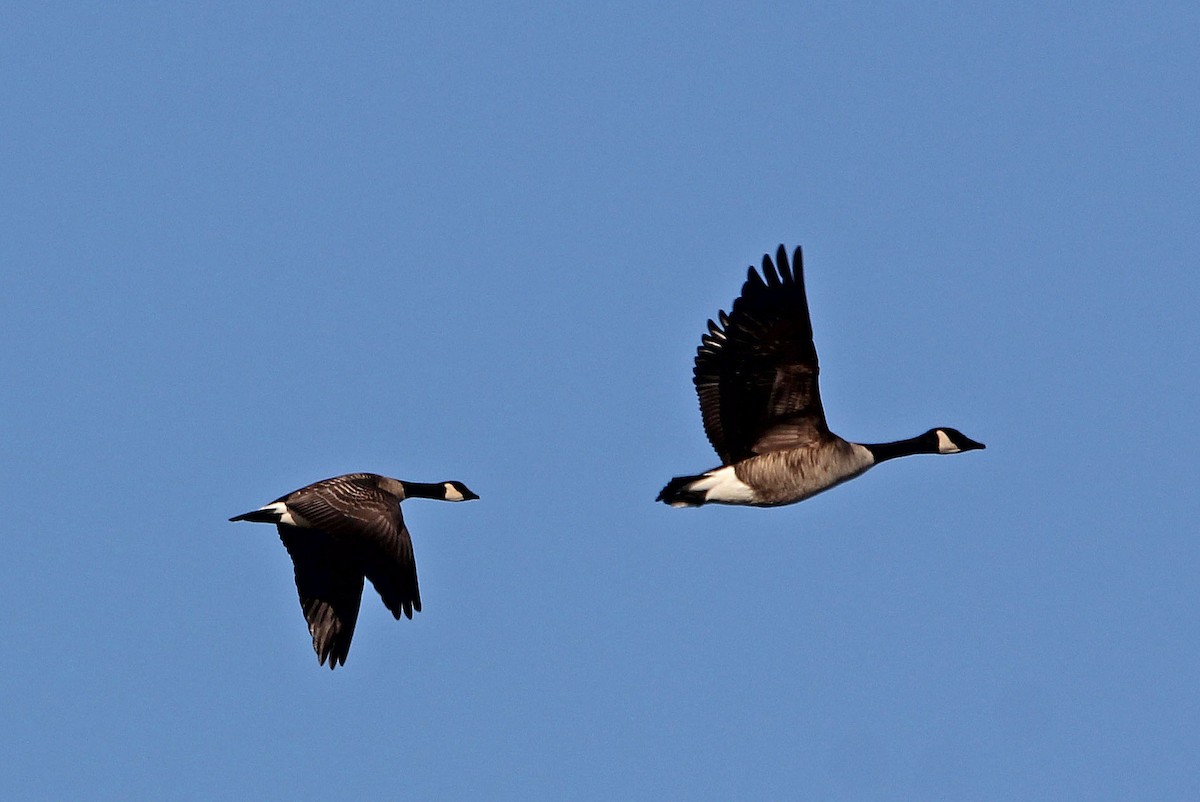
(442, 483, 464, 501)
(936, 430, 961, 454)
(689, 466, 756, 504)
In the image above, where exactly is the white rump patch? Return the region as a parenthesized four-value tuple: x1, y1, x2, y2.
(442, 483, 464, 502)
(935, 430, 961, 454)
(262, 502, 311, 527)
(689, 466, 756, 504)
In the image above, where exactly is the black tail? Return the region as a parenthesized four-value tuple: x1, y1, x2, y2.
(229, 509, 281, 524)
(656, 475, 707, 507)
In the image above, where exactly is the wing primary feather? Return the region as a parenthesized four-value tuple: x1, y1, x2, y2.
(763, 252, 780, 286)
(690, 245, 828, 462)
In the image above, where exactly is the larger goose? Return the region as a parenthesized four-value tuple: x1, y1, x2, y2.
(657, 245, 984, 508)
(230, 473, 478, 668)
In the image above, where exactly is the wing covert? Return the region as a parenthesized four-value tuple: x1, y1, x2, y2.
(284, 481, 421, 620)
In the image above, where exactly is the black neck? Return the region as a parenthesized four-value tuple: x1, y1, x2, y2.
(399, 481, 445, 500)
(861, 433, 936, 463)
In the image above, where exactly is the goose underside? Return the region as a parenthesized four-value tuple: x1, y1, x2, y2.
(658, 444, 874, 508)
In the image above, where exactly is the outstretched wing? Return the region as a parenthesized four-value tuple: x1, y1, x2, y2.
(284, 478, 422, 620)
(693, 245, 828, 464)
(358, 515, 421, 621)
(277, 524, 365, 669)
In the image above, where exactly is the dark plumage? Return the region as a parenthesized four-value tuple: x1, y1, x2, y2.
(230, 473, 478, 668)
(693, 244, 826, 465)
(657, 245, 984, 508)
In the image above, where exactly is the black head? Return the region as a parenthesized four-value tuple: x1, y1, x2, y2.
(929, 428, 986, 454)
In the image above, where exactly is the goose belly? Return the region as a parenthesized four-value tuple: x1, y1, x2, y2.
(736, 443, 875, 506)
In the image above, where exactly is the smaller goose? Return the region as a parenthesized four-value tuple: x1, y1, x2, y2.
(657, 245, 984, 508)
(230, 473, 478, 668)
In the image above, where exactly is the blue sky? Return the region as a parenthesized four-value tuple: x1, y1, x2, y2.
(3, 3, 1198, 799)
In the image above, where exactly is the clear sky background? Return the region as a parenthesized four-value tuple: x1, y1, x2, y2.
(3, 3, 1197, 800)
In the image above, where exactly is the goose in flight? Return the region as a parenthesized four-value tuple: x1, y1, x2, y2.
(657, 245, 983, 508)
(231, 473, 478, 668)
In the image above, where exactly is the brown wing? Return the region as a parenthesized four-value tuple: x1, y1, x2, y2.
(358, 516, 421, 620)
(277, 523, 364, 669)
(284, 476, 421, 621)
(693, 245, 828, 464)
